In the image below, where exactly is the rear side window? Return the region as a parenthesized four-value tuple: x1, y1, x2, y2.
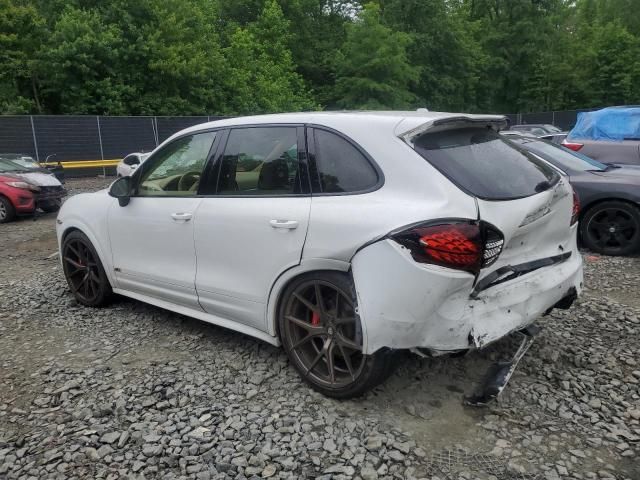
(413, 127, 560, 200)
(311, 129, 379, 193)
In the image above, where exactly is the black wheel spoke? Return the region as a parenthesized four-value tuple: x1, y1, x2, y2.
(314, 283, 326, 314)
(334, 316, 354, 326)
(326, 341, 336, 383)
(305, 348, 325, 375)
(293, 292, 320, 314)
(336, 333, 362, 351)
(291, 332, 324, 350)
(285, 315, 322, 333)
(67, 243, 81, 259)
(338, 344, 355, 380)
(64, 256, 84, 270)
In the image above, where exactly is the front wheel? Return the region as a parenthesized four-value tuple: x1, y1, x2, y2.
(278, 271, 394, 399)
(580, 201, 640, 256)
(0, 196, 16, 223)
(62, 230, 112, 306)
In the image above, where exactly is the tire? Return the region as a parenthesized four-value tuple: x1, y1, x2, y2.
(0, 196, 16, 223)
(580, 201, 640, 256)
(278, 271, 395, 399)
(61, 230, 113, 307)
(40, 199, 61, 213)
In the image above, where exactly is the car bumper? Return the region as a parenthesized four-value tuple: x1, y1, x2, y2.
(35, 187, 67, 205)
(351, 237, 583, 354)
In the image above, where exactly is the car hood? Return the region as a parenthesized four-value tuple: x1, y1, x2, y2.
(13, 171, 62, 187)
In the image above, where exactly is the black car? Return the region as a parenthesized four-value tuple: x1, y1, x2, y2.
(509, 136, 640, 256)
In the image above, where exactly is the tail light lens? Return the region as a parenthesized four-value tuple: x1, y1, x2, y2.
(571, 189, 580, 225)
(562, 140, 584, 152)
(391, 221, 504, 275)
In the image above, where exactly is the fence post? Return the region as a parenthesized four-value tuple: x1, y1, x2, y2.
(153, 117, 159, 146)
(96, 116, 106, 176)
(552, 111, 555, 126)
(29, 116, 40, 162)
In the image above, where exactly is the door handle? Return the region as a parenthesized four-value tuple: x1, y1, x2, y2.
(171, 212, 193, 222)
(269, 219, 298, 229)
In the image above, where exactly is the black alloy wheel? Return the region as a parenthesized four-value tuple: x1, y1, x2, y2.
(62, 230, 112, 306)
(279, 272, 394, 398)
(581, 201, 640, 256)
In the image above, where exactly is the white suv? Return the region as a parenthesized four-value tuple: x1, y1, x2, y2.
(57, 112, 583, 398)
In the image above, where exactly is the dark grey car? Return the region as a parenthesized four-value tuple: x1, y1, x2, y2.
(509, 137, 640, 256)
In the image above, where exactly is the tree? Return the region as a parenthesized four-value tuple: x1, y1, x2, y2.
(222, 0, 316, 114)
(0, 0, 45, 113)
(333, 3, 419, 109)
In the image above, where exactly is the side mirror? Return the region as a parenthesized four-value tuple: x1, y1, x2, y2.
(109, 176, 132, 207)
(124, 156, 140, 166)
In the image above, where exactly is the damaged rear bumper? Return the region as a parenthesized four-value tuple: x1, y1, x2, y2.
(352, 239, 583, 355)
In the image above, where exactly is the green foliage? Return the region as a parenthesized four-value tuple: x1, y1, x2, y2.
(0, 0, 639, 114)
(333, 3, 419, 109)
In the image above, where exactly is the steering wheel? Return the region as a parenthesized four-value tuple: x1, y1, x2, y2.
(177, 171, 201, 191)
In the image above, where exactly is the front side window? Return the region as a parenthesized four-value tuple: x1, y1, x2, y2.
(311, 129, 379, 193)
(138, 132, 216, 196)
(216, 127, 300, 195)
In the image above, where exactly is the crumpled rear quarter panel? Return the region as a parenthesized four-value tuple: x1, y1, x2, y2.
(352, 236, 583, 354)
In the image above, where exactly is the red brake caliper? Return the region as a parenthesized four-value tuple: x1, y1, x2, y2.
(311, 311, 321, 326)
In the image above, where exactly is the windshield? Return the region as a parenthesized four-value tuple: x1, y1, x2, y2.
(544, 125, 562, 133)
(414, 127, 560, 200)
(512, 139, 608, 172)
(9, 157, 39, 169)
(0, 158, 30, 173)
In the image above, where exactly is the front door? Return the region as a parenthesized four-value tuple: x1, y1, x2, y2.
(108, 131, 218, 308)
(194, 126, 311, 331)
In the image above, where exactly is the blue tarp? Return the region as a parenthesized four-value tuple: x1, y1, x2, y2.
(568, 106, 640, 141)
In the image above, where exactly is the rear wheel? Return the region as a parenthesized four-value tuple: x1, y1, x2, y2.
(62, 230, 112, 306)
(0, 196, 15, 223)
(581, 201, 640, 256)
(278, 271, 394, 398)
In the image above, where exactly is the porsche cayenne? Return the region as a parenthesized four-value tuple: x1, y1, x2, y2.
(57, 112, 583, 398)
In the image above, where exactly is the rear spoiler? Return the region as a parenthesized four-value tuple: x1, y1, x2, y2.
(399, 116, 508, 145)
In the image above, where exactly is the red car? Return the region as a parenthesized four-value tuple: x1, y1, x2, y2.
(0, 173, 39, 223)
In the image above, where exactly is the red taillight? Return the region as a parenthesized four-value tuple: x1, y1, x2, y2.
(571, 189, 580, 225)
(391, 221, 504, 275)
(562, 140, 583, 152)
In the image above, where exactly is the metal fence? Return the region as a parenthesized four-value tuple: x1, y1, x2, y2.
(0, 109, 600, 176)
(0, 115, 226, 176)
(505, 108, 601, 131)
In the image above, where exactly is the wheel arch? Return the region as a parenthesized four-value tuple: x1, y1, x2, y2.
(266, 258, 351, 340)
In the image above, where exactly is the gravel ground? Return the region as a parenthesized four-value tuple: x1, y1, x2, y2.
(0, 177, 638, 480)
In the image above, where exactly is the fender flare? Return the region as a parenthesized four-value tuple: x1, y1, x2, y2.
(265, 258, 351, 338)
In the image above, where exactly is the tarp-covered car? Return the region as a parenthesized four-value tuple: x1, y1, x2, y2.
(564, 107, 640, 165)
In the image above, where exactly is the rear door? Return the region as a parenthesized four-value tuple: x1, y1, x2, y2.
(193, 126, 311, 332)
(411, 124, 575, 279)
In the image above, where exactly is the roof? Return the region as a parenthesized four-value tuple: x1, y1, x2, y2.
(167, 111, 506, 146)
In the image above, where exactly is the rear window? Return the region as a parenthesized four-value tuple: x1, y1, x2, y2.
(413, 127, 560, 200)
